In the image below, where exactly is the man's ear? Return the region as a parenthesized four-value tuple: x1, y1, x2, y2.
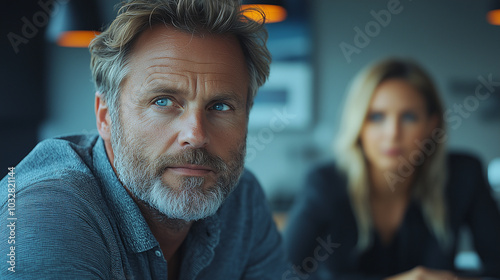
(95, 92, 112, 141)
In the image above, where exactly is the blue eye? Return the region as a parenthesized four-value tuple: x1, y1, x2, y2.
(211, 103, 231, 111)
(402, 112, 418, 122)
(367, 112, 384, 122)
(155, 98, 173, 107)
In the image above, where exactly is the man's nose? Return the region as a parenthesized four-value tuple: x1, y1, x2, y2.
(177, 109, 209, 149)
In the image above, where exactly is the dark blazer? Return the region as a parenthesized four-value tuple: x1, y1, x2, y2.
(284, 153, 500, 280)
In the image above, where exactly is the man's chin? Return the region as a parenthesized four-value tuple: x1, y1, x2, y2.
(156, 205, 222, 223)
(138, 194, 220, 223)
(139, 200, 197, 229)
(141, 180, 226, 221)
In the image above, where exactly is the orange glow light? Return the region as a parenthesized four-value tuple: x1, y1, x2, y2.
(487, 9, 500, 25)
(241, 4, 287, 23)
(57, 31, 101, 48)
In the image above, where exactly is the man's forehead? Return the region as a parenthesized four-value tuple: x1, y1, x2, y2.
(125, 26, 246, 77)
(125, 25, 248, 83)
(120, 24, 249, 103)
(130, 24, 242, 60)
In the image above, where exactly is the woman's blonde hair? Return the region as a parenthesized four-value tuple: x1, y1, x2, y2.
(89, 0, 271, 118)
(335, 58, 449, 252)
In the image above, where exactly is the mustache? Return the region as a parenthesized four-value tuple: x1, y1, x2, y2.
(151, 148, 229, 177)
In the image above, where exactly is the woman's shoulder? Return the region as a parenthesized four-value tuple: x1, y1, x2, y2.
(291, 161, 352, 220)
(304, 161, 348, 196)
(445, 151, 486, 198)
(446, 151, 483, 179)
(447, 152, 483, 170)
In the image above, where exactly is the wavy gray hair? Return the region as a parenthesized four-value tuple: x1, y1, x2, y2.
(89, 0, 271, 116)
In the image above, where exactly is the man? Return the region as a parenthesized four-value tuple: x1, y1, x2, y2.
(0, 0, 286, 279)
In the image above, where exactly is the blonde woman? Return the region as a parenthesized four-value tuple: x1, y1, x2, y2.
(284, 58, 500, 280)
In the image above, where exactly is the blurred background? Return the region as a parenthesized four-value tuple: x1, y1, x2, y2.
(1, 0, 500, 271)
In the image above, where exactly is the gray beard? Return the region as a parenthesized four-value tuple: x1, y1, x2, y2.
(110, 117, 245, 223)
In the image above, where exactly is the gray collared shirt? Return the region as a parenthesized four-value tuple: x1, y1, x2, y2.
(0, 134, 287, 279)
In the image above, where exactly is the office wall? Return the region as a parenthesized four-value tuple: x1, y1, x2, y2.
(246, 0, 500, 203)
(38, 0, 500, 204)
(311, 0, 500, 160)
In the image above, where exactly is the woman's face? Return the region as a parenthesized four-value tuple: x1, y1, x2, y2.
(360, 79, 437, 173)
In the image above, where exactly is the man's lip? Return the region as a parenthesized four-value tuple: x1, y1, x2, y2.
(166, 165, 215, 176)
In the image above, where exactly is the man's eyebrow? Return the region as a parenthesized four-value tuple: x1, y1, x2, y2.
(211, 91, 240, 100)
(146, 86, 242, 100)
(141, 86, 245, 107)
(209, 92, 245, 106)
(143, 86, 185, 95)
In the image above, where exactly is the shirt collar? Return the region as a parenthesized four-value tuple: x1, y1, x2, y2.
(92, 136, 222, 261)
(92, 137, 159, 253)
(181, 213, 221, 279)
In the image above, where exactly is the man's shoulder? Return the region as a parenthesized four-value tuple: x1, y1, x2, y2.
(206, 169, 287, 278)
(226, 168, 265, 203)
(216, 169, 269, 220)
(0, 135, 116, 275)
(8, 134, 98, 180)
(25, 133, 99, 169)
(236, 168, 261, 188)
(2, 134, 103, 206)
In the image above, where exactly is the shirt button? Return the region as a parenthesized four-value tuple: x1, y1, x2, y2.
(155, 250, 162, 257)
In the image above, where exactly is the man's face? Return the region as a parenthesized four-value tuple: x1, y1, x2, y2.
(110, 25, 249, 221)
